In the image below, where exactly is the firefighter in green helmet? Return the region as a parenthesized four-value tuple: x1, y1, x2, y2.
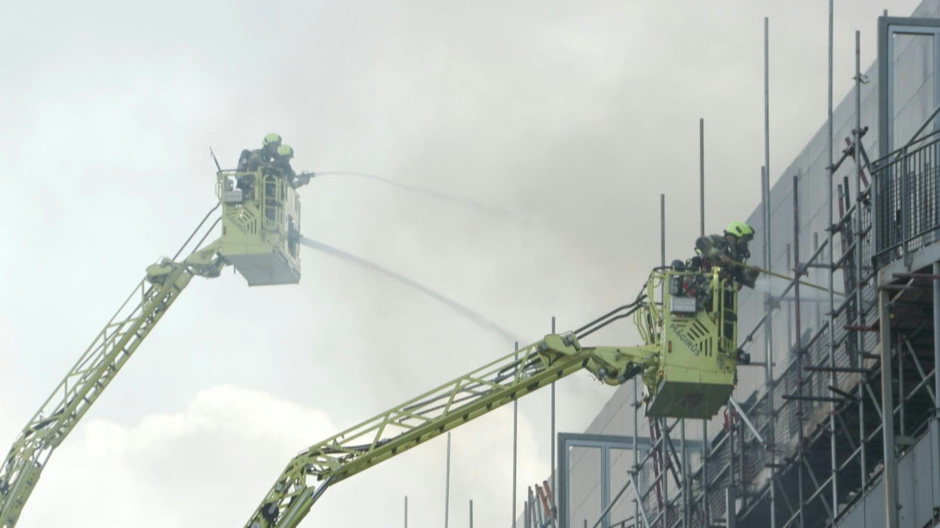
(271, 144, 297, 183)
(271, 144, 316, 188)
(237, 133, 283, 171)
(693, 221, 759, 289)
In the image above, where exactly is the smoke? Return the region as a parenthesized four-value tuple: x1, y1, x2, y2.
(316, 172, 525, 222)
(298, 236, 520, 344)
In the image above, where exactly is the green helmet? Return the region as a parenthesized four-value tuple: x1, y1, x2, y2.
(725, 221, 755, 240)
(263, 133, 282, 147)
(277, 144, 294, 159)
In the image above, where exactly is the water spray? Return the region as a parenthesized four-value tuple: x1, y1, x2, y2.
(731, 260, 844, 296)
(315, 172, 523, 221)
(298, 236, 519, 343)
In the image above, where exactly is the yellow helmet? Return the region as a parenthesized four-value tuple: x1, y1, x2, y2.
(277, 144, 294, 159)
(725, 221, 755, 240)
(263, 133, 282, 147)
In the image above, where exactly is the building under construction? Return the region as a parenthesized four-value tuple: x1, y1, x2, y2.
(542, 2, 940, 528)
(4, 3, 940, 528)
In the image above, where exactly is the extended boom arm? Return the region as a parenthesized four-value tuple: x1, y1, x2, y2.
(1, 166, 307, 526)
(248, 268, 743, 527)
(247, 331, 655, 528)
(0, 246, 225, 527)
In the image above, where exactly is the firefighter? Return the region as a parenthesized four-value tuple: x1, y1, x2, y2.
(237, 133, 283, 171)
(271, 144, 297, 183)
(271, 144, 316, 188)
(694, 221, 759, 289)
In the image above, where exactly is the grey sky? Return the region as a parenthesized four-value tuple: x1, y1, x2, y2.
(0, 1, 919, 526)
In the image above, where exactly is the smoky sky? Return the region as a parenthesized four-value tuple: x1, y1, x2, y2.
(0, 0, 924, 526)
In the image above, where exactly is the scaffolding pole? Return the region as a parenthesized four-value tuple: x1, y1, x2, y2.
(551, 316, 556, 522)
(826, 1, 840, 519)
(763, 17, 777, 522)
(792, 175, 805, 528)
(764, 15, 771, 240)
(661, 194, 666, 268)
(700, 118, 705, 239)
(445, 432, 451, 528)
(513, 342, 519, 528)
(700, 118, 710, 528)
(935, 262, 940, 421)
(870, 24, 899, 528)
(761, 164, 776, 528)
(633, 377, 640, 528)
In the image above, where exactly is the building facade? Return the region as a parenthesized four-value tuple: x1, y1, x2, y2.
(537, 2, 940, 527)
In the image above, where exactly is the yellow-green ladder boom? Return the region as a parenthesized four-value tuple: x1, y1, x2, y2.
(247, 268, 743, 528)
(0, 168, 308, 528)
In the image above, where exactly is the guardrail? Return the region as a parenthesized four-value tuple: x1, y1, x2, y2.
(873, 131, 940, 267)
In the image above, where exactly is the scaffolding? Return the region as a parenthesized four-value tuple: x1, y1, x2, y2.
(553, 10, 940, 528)
(556, 93, 940, 528)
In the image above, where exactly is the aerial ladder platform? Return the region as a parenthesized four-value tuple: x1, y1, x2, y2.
(0, 167, 311, 527)
(246, 267, 745, 527)
(0, 160, 746, 527)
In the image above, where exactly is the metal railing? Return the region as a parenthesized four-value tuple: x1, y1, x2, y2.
(873, 130, 940, 267)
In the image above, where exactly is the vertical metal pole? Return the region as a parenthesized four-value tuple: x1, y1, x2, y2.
(845, 27, 872, 525)
(859, 340, 868, 526)
(762, 165, 776, 528)
(729, 406, 736, 497)
(661, 186, 687, 527)
(659, 196, 670, 528)
(879, 288, 899, 528)
(814, 232, 821, 329)
(793, 176, 805, 528)
(663, 192, 676, 521)
(702, 417, 710, 526)
(861, 24, 898, 527)
(661, 194, 666, 267)
(764, 17, 771, 226)
(701, 119, 710, 526)
(763, 16, 774, 524)
(600, 447, 610, 528)
(551, 316, 557, 521)
(854, 27, 866, 363)
(681, 419, 688, 527)
(726, 486, 737, 528)
(899, 339, 906, 438)
(470, 499, 474, 528)
(935, 262, 940, 418)
(787, 244, 794, 359)
(674, 176, 689, 528)
(513, 341, 519, 528)
(661, 418, 669, 524)
(764, 20, 778, 518)
(445, 432, 451, 528)
(404, 496, 408, 528)
(827, 1, 839, 516)
(633, 378, 640, 528)
(700, 118, 705, 238)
